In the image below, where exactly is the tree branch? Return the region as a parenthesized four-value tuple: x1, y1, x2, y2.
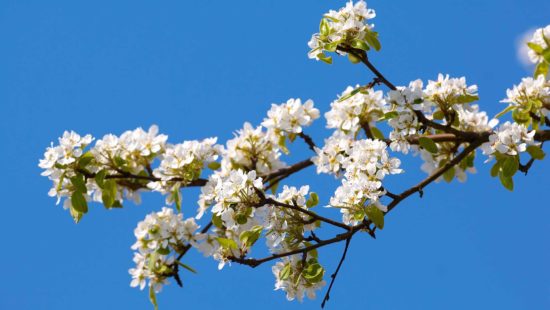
(321, 237, 352, 308)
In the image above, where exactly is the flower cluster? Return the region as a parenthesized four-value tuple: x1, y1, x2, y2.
(325, 85, 385, 135)
(198, 169, 263, 223)
(272, 254, 326, 302)
(502, 75, 550, 127)
(308, 0, 379, 64)
(221, 122, 285, 176)
(526, 25, 550, 65)
(385, 79, 426, 153)
(330, 139, 402, 225)
(262, 98, 320, 147)
(313, 131, 354, 176)
(39, 131, 94, 211)
(92, 125, 168, 174)
(147, 138, 223, 204)
(129, 207, 200, 293)
(424, 74, 479, 113)
(265, 185, 319, 253)
(482, 121, 536, 158)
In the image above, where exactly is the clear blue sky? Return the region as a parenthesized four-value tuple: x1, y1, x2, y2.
(1, 0, 549, 309)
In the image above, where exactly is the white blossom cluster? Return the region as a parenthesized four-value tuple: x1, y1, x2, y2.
(91, 125, 168, 174)
(502, 74, 550, 121)
(147, 138, 223, 196)
(265, 185, 318, 253)
(385, 79, 426, 154)
(481, 121, 536, 158)
(313, 131, 354, 176)
(308, 0, 377, 63)
(272, 254, 326, 302)
(423, 74, 479, 109)
(39, 131, 93, 208)
(325, 85, 385, 135)
(330, 139, 402, 225)
(129, 207, 200, 293)
(262, 98, 320, 146)
(221, 122, 285, 176)
(526, 25, 550, 65)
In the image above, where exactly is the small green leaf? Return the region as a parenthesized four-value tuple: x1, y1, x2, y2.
(418, 137, 439, 153)
(156, 247, 170, 255)
(494, 105, 516, 119)
(212, 214, 223, 229)
(490, 161, 501, 178)
(172, 186, 182, 212)
(320, 19, 330, 36)
(455, 94, 479, 104)
(351, 39, 369, 51)
(306, 192, 319, 208)
(101, 180, 117, 209)
(70, 174, 87, 193)
(207, 161, 221, 170)
(379, 111, 398, 121)
(216, 237, 237, 250)
(365, 205, 384, 230)
(318, 53, 332, 64)
(443, 167, 455, 183)
(94, 170, 108, 188)
(526, 145, 545, 160)
(239, 226, 263, 247)
(364, 31, 381, 51)
(534, 62, 549, 78)
(370, 126, 385, 140)
(348, 53, 361, 64)
(432, 110, 445, 120)
(279, 263, 291, 280)
(77, 152, 94, 169)
(338, 87, 362, 102)
(499, 173, 514, 191)
(527, 42, 544, 54)
(149, 285, 158, 310)
(177, 261, 197, 274)
(303, 263, 325, 283)
(501, 156, 519, 178)
(71, 190, 88, 214)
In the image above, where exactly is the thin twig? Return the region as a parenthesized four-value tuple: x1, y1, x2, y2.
(321, 237, 352, 308)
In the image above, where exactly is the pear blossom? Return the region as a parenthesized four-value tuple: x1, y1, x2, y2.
(312, 131, 354, 176)
(502, 75, 550, 120)
(272, 255, 326, 302)
(526, 25, 550, 64)
(481, 121, 536, 157)
(325, 85, 385, 135)
(262, 98, 320, 143)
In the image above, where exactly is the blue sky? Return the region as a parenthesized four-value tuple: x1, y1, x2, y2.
(1, 0, 549, 309)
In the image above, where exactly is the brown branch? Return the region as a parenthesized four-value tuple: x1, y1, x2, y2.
(298, 132, 317, 151)
(321, 237, 352, 308)
(263, 159, 314, 186)
(76, 168, 208, 187)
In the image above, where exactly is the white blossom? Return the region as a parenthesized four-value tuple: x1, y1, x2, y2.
(262, 98, 320, 143)
(325, 85, 385, 135)
(312, 131, 354, 176)
(481, 121, 536, 157)
(502, 75, 550, 119)
(526, 25, 550, 64)
(272, 255, 326, 302)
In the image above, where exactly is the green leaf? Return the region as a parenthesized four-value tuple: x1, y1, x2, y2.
(365, 205, 384, 230)
(338, 87, 362, 102)
(71, 190, 88, 214)
(527, 42, 544, 54)
(279, 263, 291, 280)
(149, 285, 158, 310)
(306, 192, 319, 208)
(320, 18, 330, 36)
(172, 186, 182, 212)
(212, 214, 223, 228)
(269, 181, 280, 195)
(379, 111, 398, 121)
(490, 161, 501, 178)
(370, 126, 385, 140)
(501, 156, 519, 178)
(534, 62, 549, 78)
(156, 247, 170, 255)
(94, 170, 108, 188)
(351, 39, 370, 51)
(348, 53, 361, 64)
(303, 263, 325, 283)
(499, 173, 514, 191)
(543, 49, 550, 63)
(177, 261, 197, 274)
(364, 31, 381, 51)
(207, 161, 221, 170)
(239, 226, 263, 247)
(70, 174, 87, 193)
(77, 152, 94, 169)
(69, 206, 83, 223)
(455, 94, 479, 104)
(216, 237, 237, 250)
(526, 145, 546, 160)
(418, 137, 439, 153)
(494, 105, 515, 119)
(432, 110, 445, 120)
(318, 53, 332, 64)
(443, 167, 455, 183)
(101, 179, 117, 209)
